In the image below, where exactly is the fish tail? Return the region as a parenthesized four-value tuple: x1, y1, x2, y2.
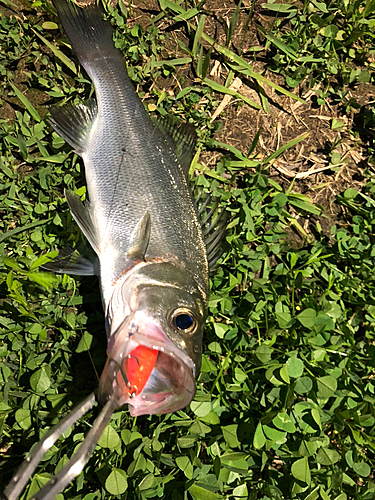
(53, 0, 119, 69)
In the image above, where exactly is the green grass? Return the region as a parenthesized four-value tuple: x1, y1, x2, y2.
(0, 0, 375, 499)
(259, 0, 375, 94)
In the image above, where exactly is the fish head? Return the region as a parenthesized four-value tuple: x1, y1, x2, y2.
(99, 261, 207, 416)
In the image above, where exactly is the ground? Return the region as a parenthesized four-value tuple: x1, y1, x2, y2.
(1, 0, 375, 497)
(1, 0, 374, 236)
(130, 0, 373, 217)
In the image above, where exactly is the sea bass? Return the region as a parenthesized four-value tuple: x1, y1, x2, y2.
(49, 0, 210, 417)
(3, 1, 226, 498)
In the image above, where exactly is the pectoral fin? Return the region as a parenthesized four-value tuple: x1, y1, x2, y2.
(126, 211, 151, 261)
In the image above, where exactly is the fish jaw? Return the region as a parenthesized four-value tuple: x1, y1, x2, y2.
(98, 313, 196, 416)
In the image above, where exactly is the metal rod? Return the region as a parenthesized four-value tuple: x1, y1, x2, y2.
(3, 392, 102, 500)
(33, 397, 117, 500)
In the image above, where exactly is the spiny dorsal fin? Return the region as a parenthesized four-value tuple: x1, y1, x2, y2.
(41, 245, 99, 276)
(154, 116, 197, 179)
(65, 189, 100, 254)
(49, 99, 97, 155)
(126, 211, 151, 261)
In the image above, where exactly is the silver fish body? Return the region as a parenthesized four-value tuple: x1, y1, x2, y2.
(50, 0, 209, 416)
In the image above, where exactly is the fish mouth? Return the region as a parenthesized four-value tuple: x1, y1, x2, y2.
(98, 320, 196, 416)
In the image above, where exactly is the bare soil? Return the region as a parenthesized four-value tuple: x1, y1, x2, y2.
(2, 0, 375, 243)
(89, 0, 375, 233)
(144, 0, 374, 242)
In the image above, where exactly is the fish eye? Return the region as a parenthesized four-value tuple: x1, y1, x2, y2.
(169, 308, 198, 335)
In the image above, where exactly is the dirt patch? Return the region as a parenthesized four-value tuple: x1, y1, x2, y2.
(2, 0, 374, 238)
(206, 80, 367, 205)
(150, 0, 373, 240)
(132, 0, 372, 235)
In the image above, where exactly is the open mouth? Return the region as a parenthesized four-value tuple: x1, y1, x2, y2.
(98, 322, 196, 416)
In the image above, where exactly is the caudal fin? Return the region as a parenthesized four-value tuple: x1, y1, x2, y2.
(53, 0, 118, 69)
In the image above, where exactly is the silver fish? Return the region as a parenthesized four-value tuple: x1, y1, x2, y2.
(49, 0, 210, 417)
(4, 0, 226, 498)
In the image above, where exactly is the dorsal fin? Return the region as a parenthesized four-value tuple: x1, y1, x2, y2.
(49, 99, 97, 155)
(64, 189, 100, 254)
(154, 116, 197, 179)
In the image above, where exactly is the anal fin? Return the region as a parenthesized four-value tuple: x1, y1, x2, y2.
(154, 116, 197, 180)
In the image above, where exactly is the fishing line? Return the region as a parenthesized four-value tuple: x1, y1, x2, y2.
(102, 104, 139, 234)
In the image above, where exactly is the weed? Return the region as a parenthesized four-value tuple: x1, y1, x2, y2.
(0, 1, 374, 499)
(260, 0, 375, 98)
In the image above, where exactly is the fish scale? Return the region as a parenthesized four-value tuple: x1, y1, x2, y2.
(51, 2, 208, 293)
(82, 71, 207, 299)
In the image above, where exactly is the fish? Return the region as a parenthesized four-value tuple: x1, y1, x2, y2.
(3, 0, 227, 498)
(48, 0, 210, 417)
